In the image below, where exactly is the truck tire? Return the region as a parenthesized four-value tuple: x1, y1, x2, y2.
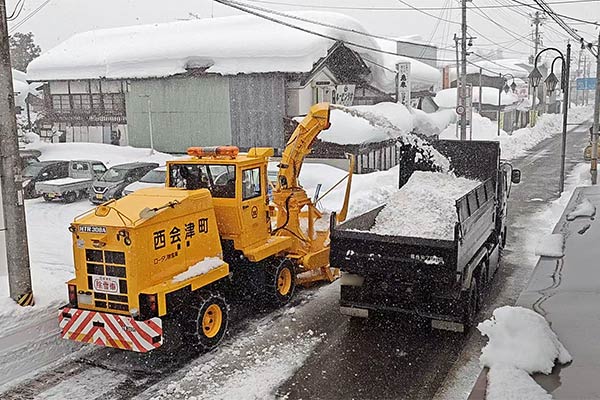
(189, 292, 229, 350)
(264, 258, 296, 306)
(462, 277, 479, 330)
(64, 191, 77, 203)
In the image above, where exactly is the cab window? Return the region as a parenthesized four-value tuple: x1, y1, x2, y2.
(169, 163, 236, 198)
(242, 167, 261, 200)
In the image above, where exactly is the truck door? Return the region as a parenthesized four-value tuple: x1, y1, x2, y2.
(240, 166, 269, 247)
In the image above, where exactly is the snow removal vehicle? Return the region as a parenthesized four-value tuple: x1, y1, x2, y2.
(59, 103, 353, 352)
(331, 140, 521, 331)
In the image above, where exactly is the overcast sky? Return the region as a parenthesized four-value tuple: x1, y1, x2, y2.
(8, 0, 600, 64)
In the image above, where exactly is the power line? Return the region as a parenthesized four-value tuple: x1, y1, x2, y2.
(213, 0, 457, 62)
(240, 0, 600, 11)
(9, 0, 51, 33)
(7, 0, 25, 21)
(509, 0, 600, 26)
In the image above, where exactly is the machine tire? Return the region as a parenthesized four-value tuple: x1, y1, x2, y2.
(188, 292, 229, 351)
(64, 191, 77, 203)
(264, 258, 296, 306)
(462, 276, 479, 331)
(43, 194, 53, 202)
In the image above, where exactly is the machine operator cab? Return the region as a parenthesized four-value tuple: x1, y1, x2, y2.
(166, 146, 273, 251)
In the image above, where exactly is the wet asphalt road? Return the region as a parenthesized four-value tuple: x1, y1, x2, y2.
(1, 120, 592, 400)
(278, 120, 593, 400)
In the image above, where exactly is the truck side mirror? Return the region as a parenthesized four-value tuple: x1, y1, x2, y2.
(511, 169, 521, 184)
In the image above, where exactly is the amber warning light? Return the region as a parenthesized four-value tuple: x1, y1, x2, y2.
(187, 146, 239, 158)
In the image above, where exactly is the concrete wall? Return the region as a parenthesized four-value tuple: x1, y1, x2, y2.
(126, 75, 232, 153)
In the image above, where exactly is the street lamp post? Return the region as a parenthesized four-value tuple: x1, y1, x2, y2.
(529, 44, 571, 194)
(497, 73, 515, 136)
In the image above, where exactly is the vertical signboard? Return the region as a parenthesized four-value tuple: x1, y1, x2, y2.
(396, 62, 411, 107)
(334, 84, 356, 106)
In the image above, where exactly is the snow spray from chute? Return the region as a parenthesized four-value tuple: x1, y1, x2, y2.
(329, 104, 451, 173)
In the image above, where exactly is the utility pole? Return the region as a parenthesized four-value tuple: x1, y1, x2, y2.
(559, 44, 571, 194)
(530, 12, 544, 126)
(460, 0, 468, 140)
(454, 33, 460, 139)
(0, 0, 33, 306)
(479, 68, 483, 113)
(591, 33, 600, 185)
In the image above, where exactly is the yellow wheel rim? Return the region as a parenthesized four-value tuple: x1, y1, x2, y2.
(202, 304, 222, 338)
(277, 267, 292, 296)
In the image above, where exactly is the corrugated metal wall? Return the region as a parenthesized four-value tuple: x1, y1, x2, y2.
(126, 76, 232, 153)
(229, 73, 286, 150)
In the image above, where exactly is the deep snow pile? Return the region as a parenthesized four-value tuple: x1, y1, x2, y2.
(370, 171, 481, 240)
(324, 102, 455, 145)
(439, 106, 594, 160)
(478, 306, 572, 400)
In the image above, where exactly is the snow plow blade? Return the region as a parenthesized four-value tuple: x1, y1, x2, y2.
(58, 307, 163, 353)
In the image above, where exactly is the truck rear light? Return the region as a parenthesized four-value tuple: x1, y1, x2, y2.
(68, 284, 78, 307)
(139, 293, 158, 320)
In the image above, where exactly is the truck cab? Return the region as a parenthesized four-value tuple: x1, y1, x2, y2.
(168, 147, 279, 253)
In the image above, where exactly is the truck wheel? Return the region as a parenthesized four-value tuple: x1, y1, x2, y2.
(43, 194, 53, 202)
(462, 277, 479, 330)
(189, 292, 229, 350)
(264, 258, 296, 306)
(64, 191, 77, 203)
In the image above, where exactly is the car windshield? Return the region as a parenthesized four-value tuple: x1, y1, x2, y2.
(22, 163, 45, 177)
(140, 169, 166, 184)
(99, 168, 128, 182)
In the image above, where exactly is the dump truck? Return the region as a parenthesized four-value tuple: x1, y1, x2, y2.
(58, 103, 353, 352)
(331, 140, 521, 331)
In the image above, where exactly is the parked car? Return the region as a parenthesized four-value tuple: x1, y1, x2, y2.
(22, 160, 70, 199)
(90, 162, 159, 204)
(36, 160, 107, 203)
(123, 165, 166, 196)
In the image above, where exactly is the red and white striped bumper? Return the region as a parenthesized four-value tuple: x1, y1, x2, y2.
(58, 307, 163, 353)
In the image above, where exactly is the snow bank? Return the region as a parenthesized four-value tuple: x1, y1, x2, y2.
(27, 12, 440, 94)
(534, 233, 565, 258)
(439, 106, 594, 160)
(479, 306, 572, 373)
(486, 366, 552, 400)
(172, 257, 224, 283)
(478, 306, 571, 399)
(370, 171, 481, 240)
(566, 198, 596, 221)
(434, 87, 519, 108)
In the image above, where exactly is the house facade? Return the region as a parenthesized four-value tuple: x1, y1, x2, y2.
(27, 13, 440, 153)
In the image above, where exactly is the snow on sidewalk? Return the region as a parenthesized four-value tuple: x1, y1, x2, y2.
(478, 306, 571, 400)
(439, 106, 594, 160)
(370, 171, 481, 240)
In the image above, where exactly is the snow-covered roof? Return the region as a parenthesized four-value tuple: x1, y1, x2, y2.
(26, 12, 440, 93)
(434, 87, 519, 108)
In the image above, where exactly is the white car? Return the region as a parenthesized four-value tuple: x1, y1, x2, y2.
(123, 166, 166, 195)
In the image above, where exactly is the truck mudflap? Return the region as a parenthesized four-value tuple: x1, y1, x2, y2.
(58, 307, 163, 353)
